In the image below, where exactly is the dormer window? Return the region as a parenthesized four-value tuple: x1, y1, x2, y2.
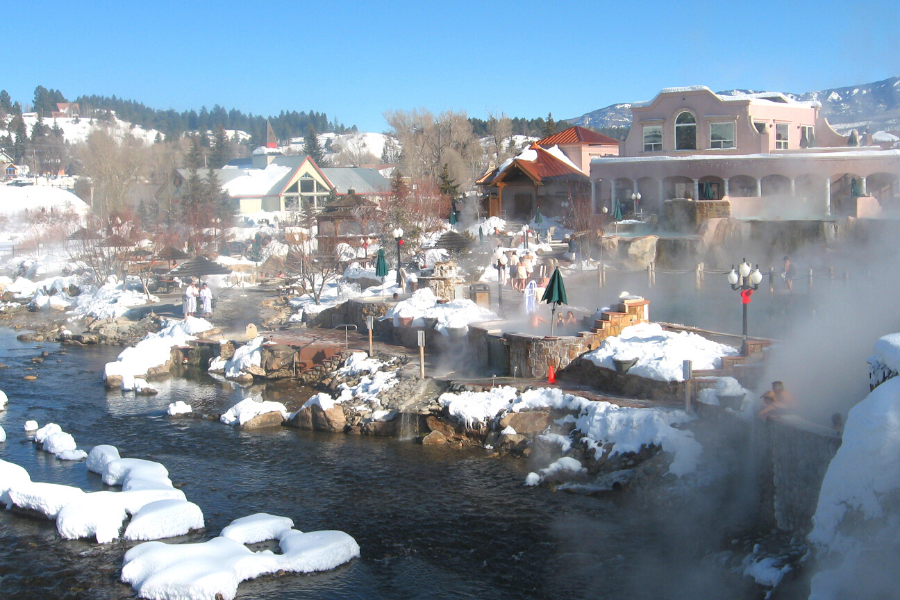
(675, 112, 696, 150)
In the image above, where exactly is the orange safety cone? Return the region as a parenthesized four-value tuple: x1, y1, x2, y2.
(547, 365, 556, 384)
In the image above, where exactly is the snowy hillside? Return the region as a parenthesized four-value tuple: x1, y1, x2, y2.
(569, 75, 900, 134)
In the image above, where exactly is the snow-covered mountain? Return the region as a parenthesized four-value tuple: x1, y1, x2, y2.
(569, 75, 900, 134)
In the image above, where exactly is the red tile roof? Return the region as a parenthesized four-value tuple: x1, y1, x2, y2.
(491, 144, 586, 185)
(537, 125, 619, 147)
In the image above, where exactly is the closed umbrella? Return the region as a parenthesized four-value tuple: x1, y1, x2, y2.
(850, 178, 861, 197)
(613, 198, 622, 221)
(375, 248, 389, 300)
(541, 267, 568, 336)
(449, 208, 456, 225)
(478, 226, 484, 245)
(535, 207, 543, 225)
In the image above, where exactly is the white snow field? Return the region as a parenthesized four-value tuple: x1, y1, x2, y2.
(122, 521, 360, 600)
(583, 322, 739, 381)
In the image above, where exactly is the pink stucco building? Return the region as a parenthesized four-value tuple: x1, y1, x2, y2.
(590, 86, 900, 219)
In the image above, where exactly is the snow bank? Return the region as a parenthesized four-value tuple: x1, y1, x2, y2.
(167, 401, 193, 416)
(867, 332, 900, 388)
(7, 482, 86, 518)
(122, 522, 360, 600)
(438, 386, 519, 428)
(582, 322, 739, 381)
(209, 336, 264, 379)
(0, 459, 31, 507)
(69, 281, 158, 320)
(807, 376, 900, 600)
(34, 422, 87, 460)
(105, 317, 213, 382)
(87, 445, 121, 474)
(220, 397, 288, 427)
(220, 513, 294, 544)
(124, 499, 204, 541)
(383, 287, 498, 335)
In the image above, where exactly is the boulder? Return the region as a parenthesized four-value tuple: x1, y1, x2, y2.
(105, 374, 123, 389)
(75, 333, 99, 345)
(146, 364, 171, 378)
(247, 365, 266, 377)
(421, 430, 447, 445)
(265, 356, 283, 371)
(498, 410, 552, 435)
(361, 420, 398, 436)
(623, 235, 658, 270)
(238, 411, 285, 430)
(312, 404, 346, 432)
(287, 407, 313, 430)
(425, 415, 460, 440)
(499, 433, 527, 450)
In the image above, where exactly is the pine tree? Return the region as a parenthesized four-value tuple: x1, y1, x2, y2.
(438, 163, 459, 203)
(183, 136, 205, 218)
(209, 125, 231, 169)
(0, 90, 11, 113)
(304, 124, 326, 165)
(543, 112, 557, 138)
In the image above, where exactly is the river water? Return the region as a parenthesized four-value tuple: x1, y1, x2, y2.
(0, 328, 763, 600)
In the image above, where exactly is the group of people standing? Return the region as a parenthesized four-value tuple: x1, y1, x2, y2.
(182, 278, 213, 318)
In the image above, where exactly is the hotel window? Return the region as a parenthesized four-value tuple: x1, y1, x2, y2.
(775, 123, 789, 149)
(675, 111, 696, 150)
(800, 125, 815, 148)
(709, 122, 735, 149)
(643, 125, 662, 152)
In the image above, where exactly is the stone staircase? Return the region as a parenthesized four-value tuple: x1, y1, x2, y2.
(575, 298, 651, 348)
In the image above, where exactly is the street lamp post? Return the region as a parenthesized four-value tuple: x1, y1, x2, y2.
(493, 248, 508, 314)
(599, 206, 608, 287)
(728, 259, 763, 355)
(631, 192, 642, 220)
(392, 227, 404, 287)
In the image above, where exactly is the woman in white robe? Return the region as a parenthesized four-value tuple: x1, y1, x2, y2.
(199, 283, 212, 315)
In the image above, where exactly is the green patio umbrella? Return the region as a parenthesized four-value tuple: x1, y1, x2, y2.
(478, 226, 484, 244)
(375, 248, 389, 300)
(850, 177, 861, 197)
(613, 198, 623, 221)
(541, 267, 568, 336)
(449, 208, 456, 225)
(534, 207, 543, 225)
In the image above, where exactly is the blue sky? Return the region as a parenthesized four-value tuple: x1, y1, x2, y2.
(5, 0, 899, 132)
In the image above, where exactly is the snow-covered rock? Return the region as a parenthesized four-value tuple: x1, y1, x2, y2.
(105, 317, 213, 383)
(220, 397, 288, 427)
(167, 401, 193, 416)
(124, 499, 205, 541)
(220, 513, 294, 544)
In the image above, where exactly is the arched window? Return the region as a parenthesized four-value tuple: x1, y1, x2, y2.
(675, 111, 696, 150)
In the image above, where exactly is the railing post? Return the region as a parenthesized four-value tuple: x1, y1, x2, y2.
(808, 268, 814, 290)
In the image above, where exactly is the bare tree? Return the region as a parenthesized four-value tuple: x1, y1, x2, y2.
(486, 110, 513, 165)
(331, 135, 379, 166)
(383, 108, 483, 190)
(562, 182, 601, 264)
(76, 128, 147, 221)
(284, 242, 343, 306)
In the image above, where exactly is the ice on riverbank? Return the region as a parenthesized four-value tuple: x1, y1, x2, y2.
(105, 317, 213, 382)
(220, 397, 288, 427)
(582, 322, 739, 382)
(121, 520, 360, 600)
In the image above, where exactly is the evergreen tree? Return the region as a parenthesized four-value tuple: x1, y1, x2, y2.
(209, 125, 231, 169)
(183, 137, 205, 218)
(438, 163, 459, 203)
(543, 112, 557, 138)
(304, 124, 326, 165)
(0, 90, 11, 113)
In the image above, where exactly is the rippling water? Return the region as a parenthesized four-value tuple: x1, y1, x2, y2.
(0, 329, 762, 599)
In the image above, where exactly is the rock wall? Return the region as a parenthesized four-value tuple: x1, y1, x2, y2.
(762, 416, 842, 534)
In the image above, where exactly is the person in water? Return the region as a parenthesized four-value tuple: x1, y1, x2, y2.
(758, 381, 795, 420)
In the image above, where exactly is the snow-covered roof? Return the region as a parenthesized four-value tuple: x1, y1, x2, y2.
(319, 167, 390, 195)
(631, 86, 822, 109)
(591, 148, 900, 165)
(0, 185, 91, 216)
